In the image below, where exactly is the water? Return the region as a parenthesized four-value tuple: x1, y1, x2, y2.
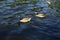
(0, 0, 60, 40)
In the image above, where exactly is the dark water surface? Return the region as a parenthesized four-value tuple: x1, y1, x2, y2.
(0, 0, 60, 40)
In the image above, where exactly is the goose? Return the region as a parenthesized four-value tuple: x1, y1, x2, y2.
(36, 13, 46, 18)
(20, 18, 31, 23)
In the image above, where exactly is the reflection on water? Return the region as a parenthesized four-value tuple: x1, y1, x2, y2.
(0, 0, 60, 40)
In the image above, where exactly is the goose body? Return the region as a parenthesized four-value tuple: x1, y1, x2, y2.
(36, 14, 46, 18)
(20, 18, 31, 23)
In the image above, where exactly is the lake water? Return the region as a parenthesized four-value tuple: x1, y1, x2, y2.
(0, 0, 60, 40)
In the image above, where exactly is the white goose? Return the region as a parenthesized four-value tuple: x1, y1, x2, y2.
(20, 18, 31, 23)
(36, 13, 46, 18)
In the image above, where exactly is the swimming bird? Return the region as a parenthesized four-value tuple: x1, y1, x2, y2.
(35, 13, 46, 18)
(20, 18, 31, 23)
(47, 0, 51, 4)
